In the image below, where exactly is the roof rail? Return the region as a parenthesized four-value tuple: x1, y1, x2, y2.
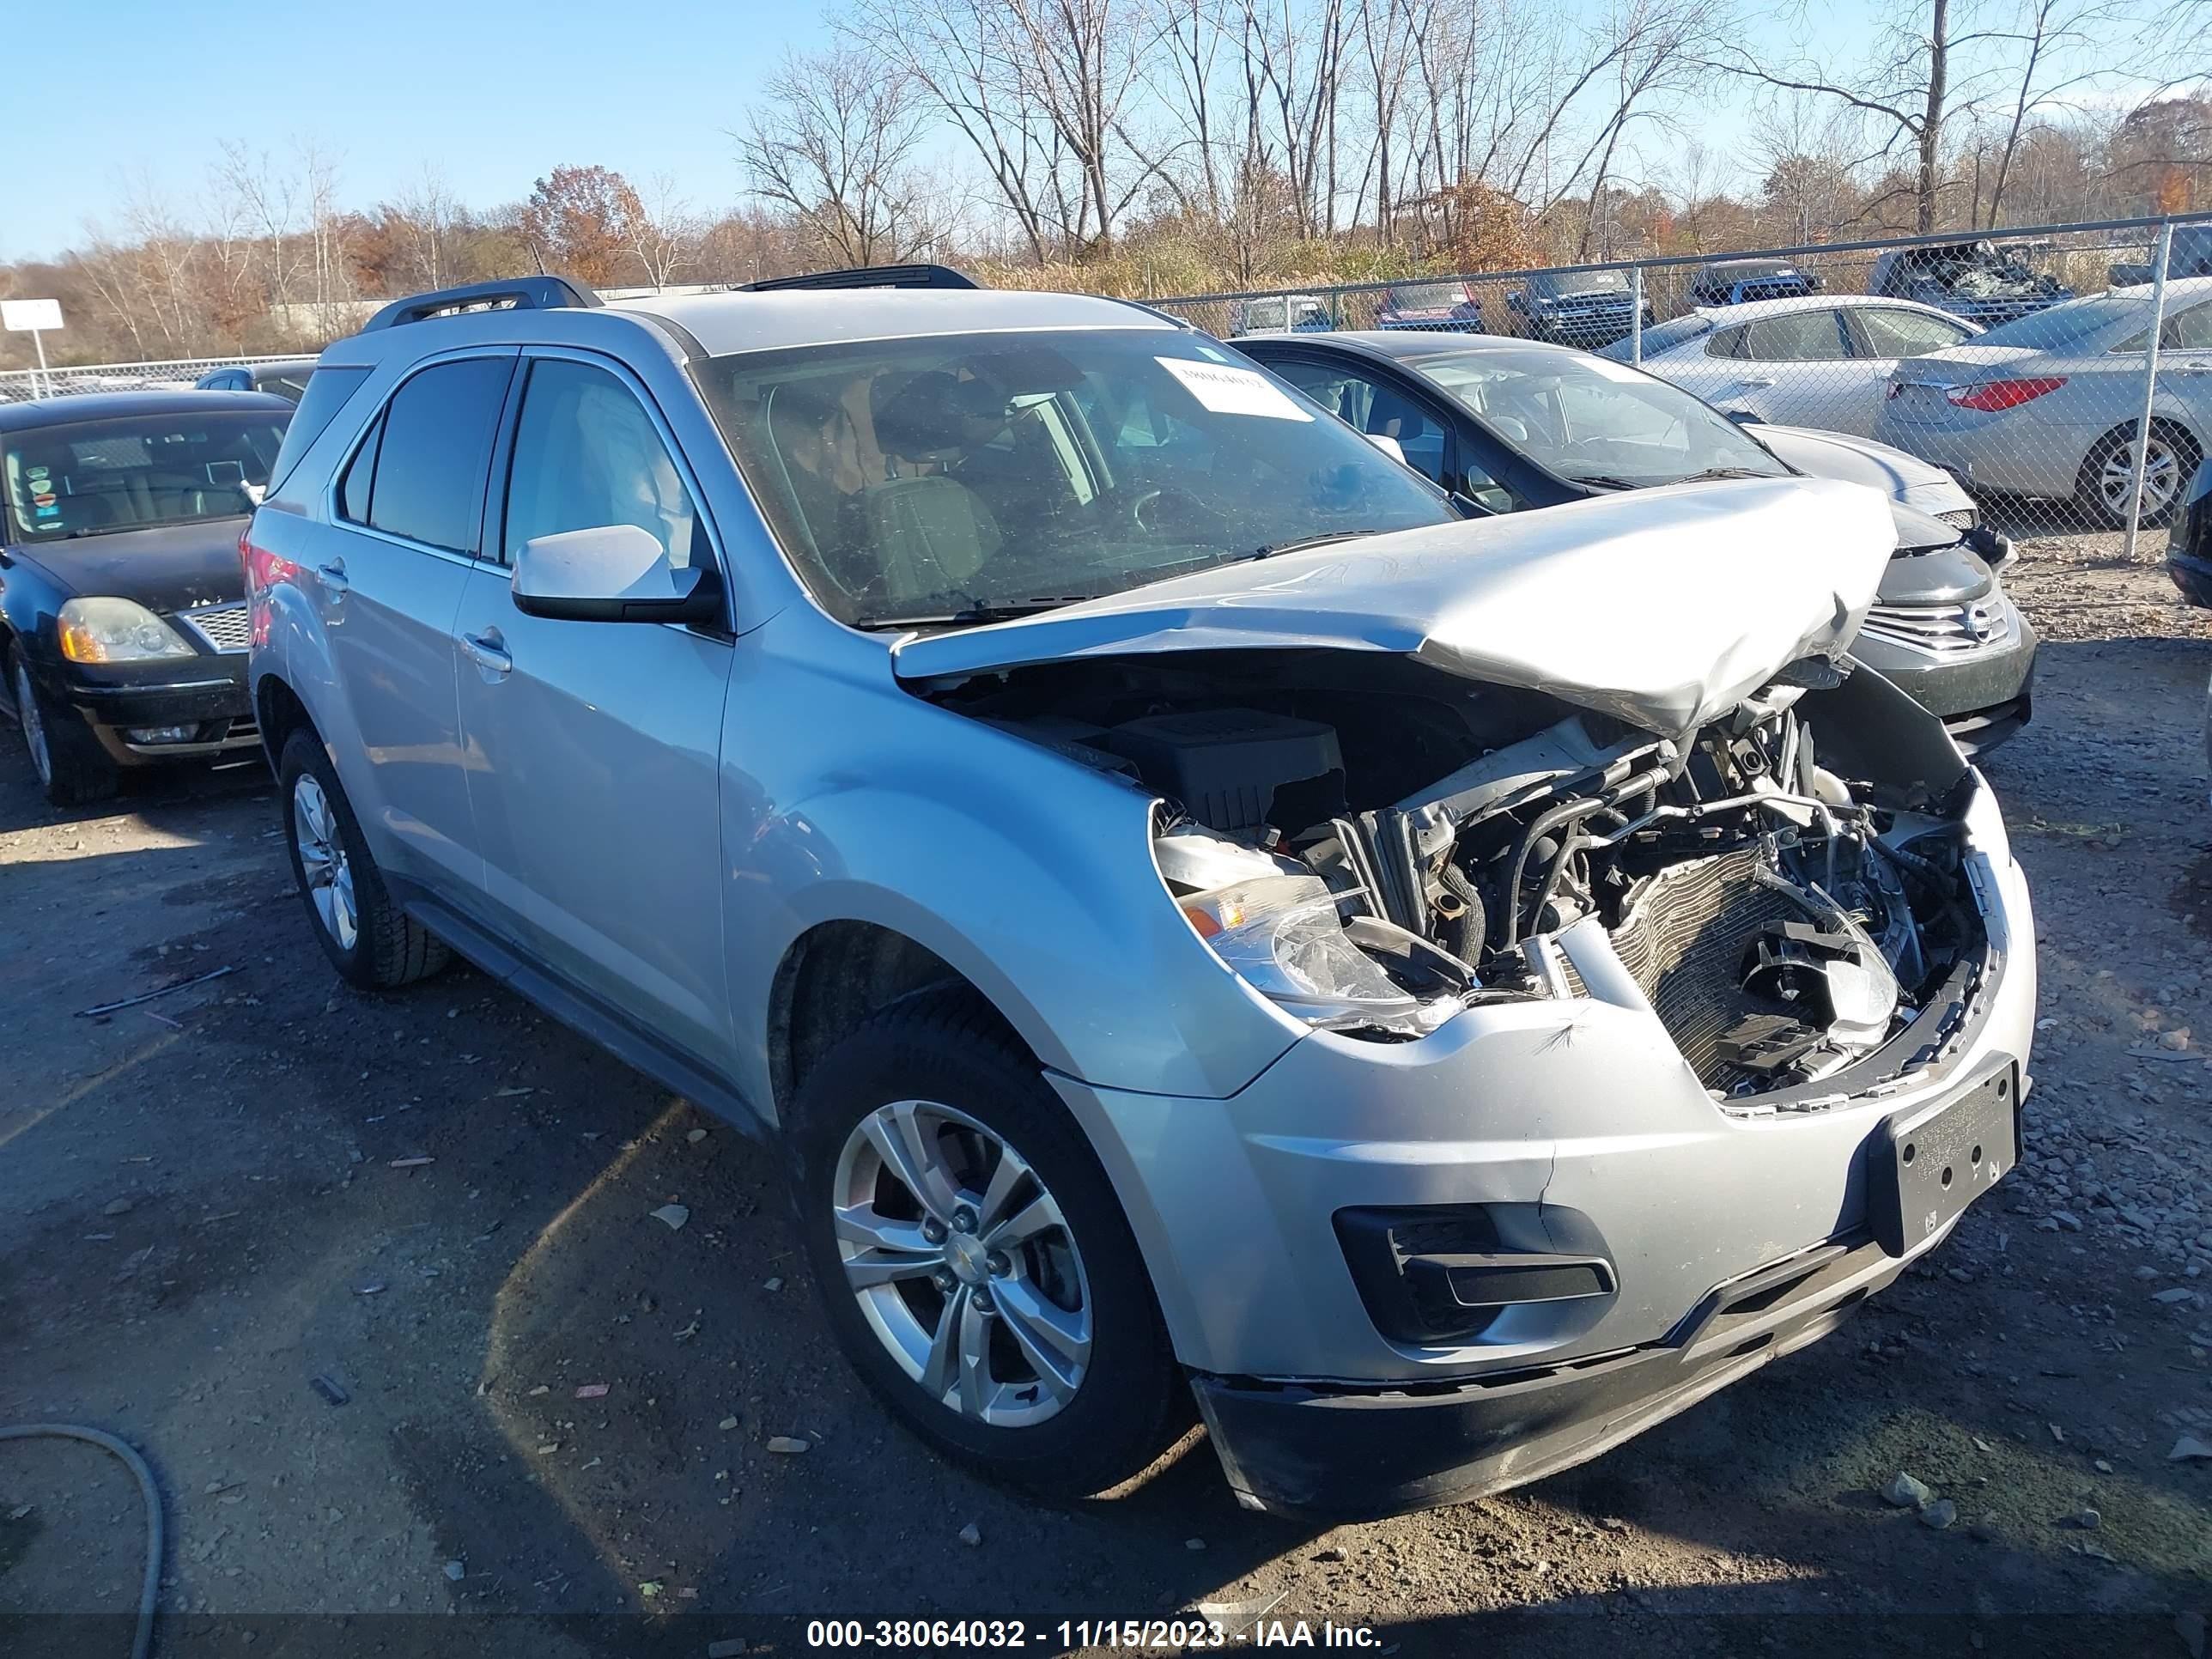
(362, 276, 603, 333)
(737, 263, 981, 293)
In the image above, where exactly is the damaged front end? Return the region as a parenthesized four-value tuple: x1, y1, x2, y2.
(943, 649, 1987, 1106)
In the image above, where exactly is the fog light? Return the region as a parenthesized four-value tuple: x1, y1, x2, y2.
(125, 725, 195, 744)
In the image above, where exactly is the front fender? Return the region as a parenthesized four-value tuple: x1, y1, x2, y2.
(717, 649, 1304, 1115)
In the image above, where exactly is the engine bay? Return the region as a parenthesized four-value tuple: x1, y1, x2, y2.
(938, 649, 1988, 1103)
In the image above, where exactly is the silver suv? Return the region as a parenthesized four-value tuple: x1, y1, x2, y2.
(246, 270, 2036, 1519)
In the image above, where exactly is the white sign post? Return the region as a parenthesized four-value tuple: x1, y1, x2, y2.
(1, 299, 64, 399)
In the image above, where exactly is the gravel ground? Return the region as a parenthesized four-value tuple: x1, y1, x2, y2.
(1, 526, 2209, 1659)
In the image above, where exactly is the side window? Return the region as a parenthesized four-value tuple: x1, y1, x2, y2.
(338, 414, 381, 524)
(1739, 309, 1850, 362)
(1266, 360, 1448, 484)
(501, 358, 701, 568)
(364, 356, 516, 554)
(1851, 307, 1973, 358)
(1705, 326, 1749, 360)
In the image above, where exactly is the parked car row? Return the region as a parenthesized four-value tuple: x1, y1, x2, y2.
(1235, 329, 2036, 753)
(3, 266, 2042, 1527)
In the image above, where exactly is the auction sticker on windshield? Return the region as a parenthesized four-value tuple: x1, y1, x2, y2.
(1158, 356, 1314, 421)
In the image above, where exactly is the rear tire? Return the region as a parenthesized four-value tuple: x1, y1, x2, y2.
(2077, 422, 2200, 529)
(786, 988, 1188, 1499)
(10, 652, 117, 808)
(277, 726, 448, 989)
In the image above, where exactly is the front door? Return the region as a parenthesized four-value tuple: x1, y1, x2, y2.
(451, 351, 738, 1073)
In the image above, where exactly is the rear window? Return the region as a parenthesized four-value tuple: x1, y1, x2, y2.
(1972, 295, 2136, 351)
(3, 410, 290, 541)
(1600, 313, 1711, 361)
(268, 365, 368, 490)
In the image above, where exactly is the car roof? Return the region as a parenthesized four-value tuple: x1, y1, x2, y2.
(249, 359, 319, 376)
(1683, 294, 1948, 325)
(0, 388, 295, 431)
(611, 288, 1178, 357)
(1244, 330, 1589, 365)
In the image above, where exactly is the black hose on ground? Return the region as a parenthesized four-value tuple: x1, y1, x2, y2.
(0, 1423, 163, 1659)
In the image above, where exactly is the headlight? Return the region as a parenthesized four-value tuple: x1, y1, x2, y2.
(1179, 873, 1466, 1037)
(58, 598, 195, 664)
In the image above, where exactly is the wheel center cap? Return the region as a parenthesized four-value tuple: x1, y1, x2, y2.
(945, 1231, 988, 1285)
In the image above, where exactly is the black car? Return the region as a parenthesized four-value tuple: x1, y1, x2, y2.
(1234, 330, 2038, 752)
(1, 390, 294, 805)
(2172, 457, 2212, 610)
(1685, 258, 1820, 307)
(195, 360, 319, 402)
(1504, 267, 1653, 348)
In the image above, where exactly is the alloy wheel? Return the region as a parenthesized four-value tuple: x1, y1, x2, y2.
(831, 1099, 1094, 1427)
(14, 661, 50, 787)
(2099, 434, 2181, 520)
(292, 772, 359, 953)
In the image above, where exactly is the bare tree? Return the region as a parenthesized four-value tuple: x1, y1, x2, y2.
(626, 173, 708, 289)
(1981, 0, 2122, 225)
(1705, 0, 2012, 233)
(737, 50, 939, 268)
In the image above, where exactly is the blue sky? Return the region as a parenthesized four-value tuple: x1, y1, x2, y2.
(9, 0, 2159, 263)
(9, 0, 823, 259)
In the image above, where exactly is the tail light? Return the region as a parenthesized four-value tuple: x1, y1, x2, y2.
(1948, 377, 2066, 412)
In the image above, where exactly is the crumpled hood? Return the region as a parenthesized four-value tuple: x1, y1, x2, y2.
(893, 477, 1897, 738)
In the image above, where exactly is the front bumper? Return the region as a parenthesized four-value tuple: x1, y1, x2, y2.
(57, 657, 254, 764)
(2169, 548, 2212, 609)
(1853, 622, 2039, 755)
(1194, 1219, 1968, 1519)
(1050, 780, 2034, 1516)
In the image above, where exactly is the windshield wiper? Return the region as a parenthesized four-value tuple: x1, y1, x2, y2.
(863, 595, 1097, 629)
(1249, 528, 1385, 559)
(1561, 473, 1644, 490)
(1666, 466, 1783, 483)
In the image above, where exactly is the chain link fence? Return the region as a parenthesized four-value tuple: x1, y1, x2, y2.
(0, 354, 305, 405)
(1152, 213, 2212, 551)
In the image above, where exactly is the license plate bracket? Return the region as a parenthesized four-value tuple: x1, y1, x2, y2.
(1869, 1065, 2020, 1257)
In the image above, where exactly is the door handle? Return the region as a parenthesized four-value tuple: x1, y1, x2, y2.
(318, 560, 349, 596)
(1735, 377, 1776, 389)
(462, 632, 512, 675)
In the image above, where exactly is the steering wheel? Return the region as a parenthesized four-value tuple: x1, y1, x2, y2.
(1129, 484, 1220, 536)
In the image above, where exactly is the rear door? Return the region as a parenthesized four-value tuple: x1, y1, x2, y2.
(451, 350, 738, 1073)
(319, 349, 518, 893)
(1697, 307, 1863, 432)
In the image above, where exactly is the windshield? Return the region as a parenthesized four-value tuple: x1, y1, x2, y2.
(1386, 282, 1470, 310)
(1411, 346, 1790, 488)
(1534, 269, 1630, 296)
(3, 410, 289, 542)
(1972, 294, 2137, 350)
(695, 330, 1454, 628)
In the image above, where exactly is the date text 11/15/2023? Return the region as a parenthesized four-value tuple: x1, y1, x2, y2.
(804, 1617, 1388, 1649)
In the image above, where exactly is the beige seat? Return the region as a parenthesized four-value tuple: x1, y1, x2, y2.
(864, 475, 1002, 605)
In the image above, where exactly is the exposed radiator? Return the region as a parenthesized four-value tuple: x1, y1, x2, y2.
(1609, 845, 1800, 1089)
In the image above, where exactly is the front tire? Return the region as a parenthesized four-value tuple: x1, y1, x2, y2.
(787, 989, 1187, 1498)
(277, 726, 448, 989)
(11, 652, 117, 808)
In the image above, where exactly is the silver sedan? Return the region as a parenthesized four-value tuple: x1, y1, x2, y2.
(1875, 276, 2212, 526)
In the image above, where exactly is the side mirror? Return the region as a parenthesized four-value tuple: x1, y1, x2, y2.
(1726, 408, 1765, 426)
(1364, 432, 1407, 465)
(512, 524, 723, 624)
